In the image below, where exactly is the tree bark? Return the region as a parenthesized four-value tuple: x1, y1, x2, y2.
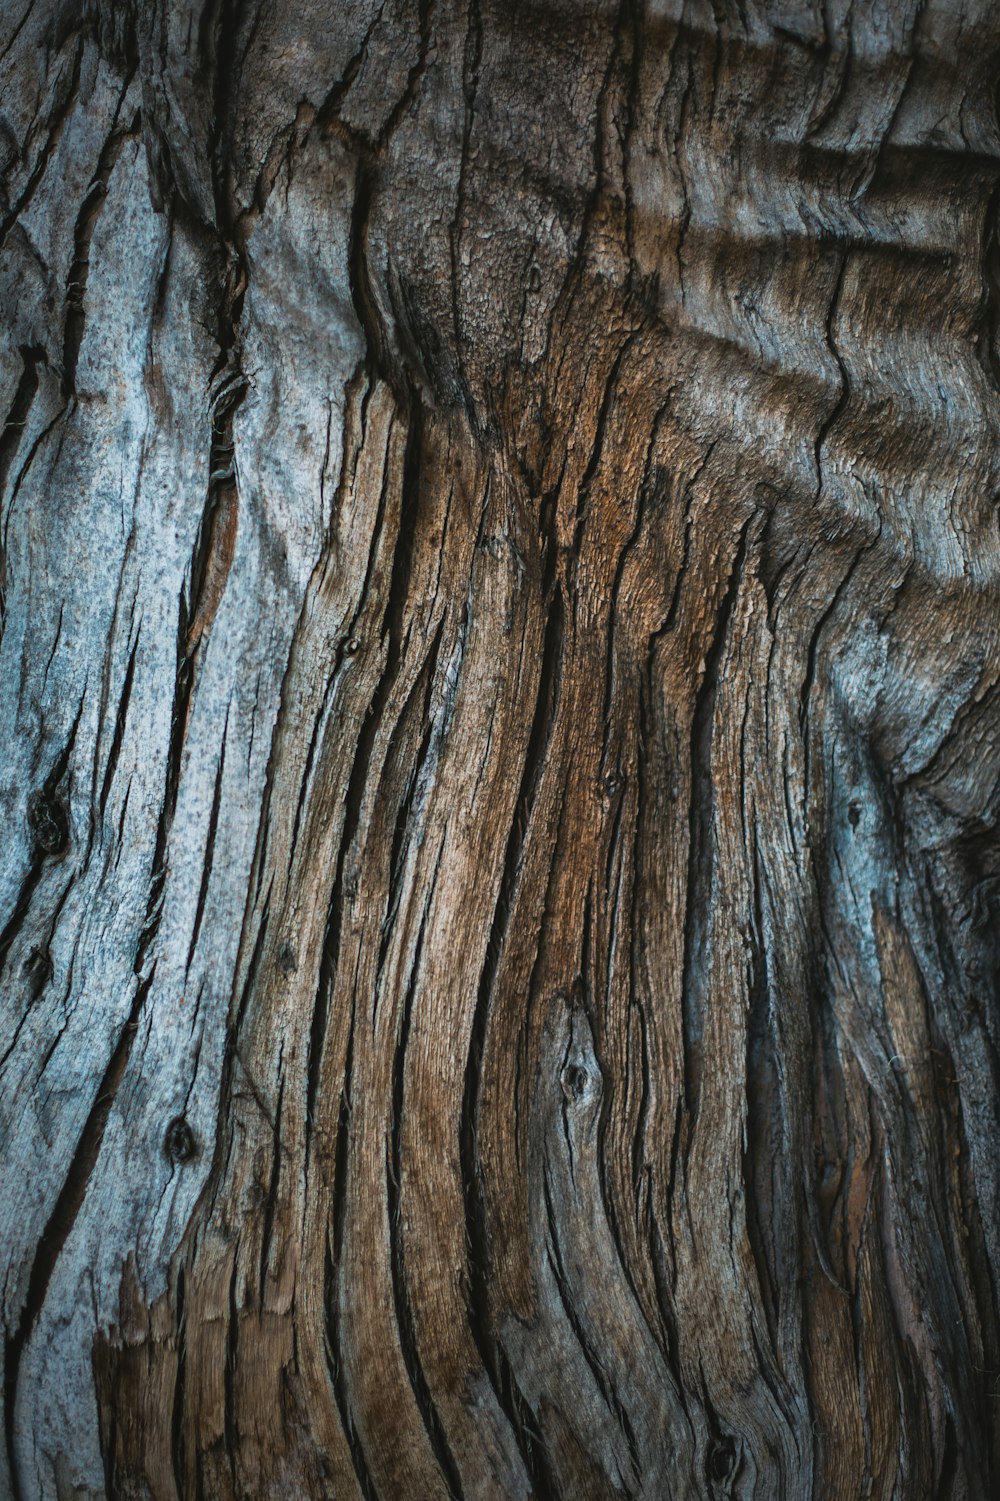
(1, 0, 999, 1496)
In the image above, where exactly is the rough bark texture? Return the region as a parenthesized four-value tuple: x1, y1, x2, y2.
(1, 0, 999, 1496)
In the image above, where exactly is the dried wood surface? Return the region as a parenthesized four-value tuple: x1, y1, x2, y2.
(1, 0, 999, 1496)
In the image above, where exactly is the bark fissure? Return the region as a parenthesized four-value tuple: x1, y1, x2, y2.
(0, 345, 44, 630)
(305, 396, 422, 1131)
(386, 851, 465, 1500)
(185, 711, 228, 975)
(680, 519, 751, 1123)
(61, 88, 137, 398)
(4, 965, 155, 1501)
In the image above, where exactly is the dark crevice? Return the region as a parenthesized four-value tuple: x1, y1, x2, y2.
(185, 711, 228, 974)
(977, 170, 1000, 391)
(579, 883, 594, 1020)
(287, 660, 340, 877)
(349, 161, 396, 394)
(331, 998, 356, 1269)
(598, 792, 627, 886)
(812, 250, 851, 501)
(142, 590, 197, 963)
(377, 0, 435, 153)
(170, 1264, 187, 1498)
(376, 616, 446, 981)
(542, 1173, 638, 1498)
(324, 1244, 381, 1501)
(0, 2, 33, 68)
(559, 1031, 577, 1191)
(742, 846, 781, 1356)
(630, 995, 650, 1204)
(224, 1251, 239, 1482)
(0, 956, 48, 1073)
(0, 344, 45, 628)
(257, 1073, 285, 1302)
(680, 519, 750, 1122)
(646, 440, 717, 659)
(233, 895, 270, 1036)
(100, 1376, 119, 1501)
(600, 407, 666, 770)
(571, 334, 637, 558)
(798, 548, 864, 806)
(1, 403, 72, 583)
(314, 3, 387, 131)
(62, 92, 137, 398)
(0, 34, 84, 252)
(448, 0, 483, 416)
(459, 577, 564, 1458)
(98, 631, 139, 821)
(649, 1198, 683, 1385)
(0, 709, 82, 983)
(228, 900, 268, 1056)
(186, 371, 247, 656)
(934, 1411, 959, 1500)
(4, 963, 156, 1501)
(950, 1061, 1000, 1484)
(620, 0, 642, 276)
(387, 875, 465, 1500)
(496, 1348, 563, 1500)
(205, 0, 243, 234)
(0, 346, 45, 489)
(252, 730, 278, 906)
(574, 0, 632, 269)
(305, 393, 423, 1134)
(0, 864, 44, 984)
(139, 399, 244, 964)
(324, 993, 382, 1501)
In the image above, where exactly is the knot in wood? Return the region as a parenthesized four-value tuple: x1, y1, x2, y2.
(561, 1063, 591, 1103)
(164, 1116, 197, 1164)
(707, 1436, 737, 1483)
(23, 945, 53, 998)
(27, 791, 69, 857)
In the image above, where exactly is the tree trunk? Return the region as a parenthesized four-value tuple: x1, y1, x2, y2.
(1, 1, 999, 1496)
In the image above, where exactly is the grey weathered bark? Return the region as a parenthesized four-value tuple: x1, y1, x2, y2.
(1, 0, 999, 1496)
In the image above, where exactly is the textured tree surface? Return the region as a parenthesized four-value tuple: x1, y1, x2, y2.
(2, 0, 1000, 1496)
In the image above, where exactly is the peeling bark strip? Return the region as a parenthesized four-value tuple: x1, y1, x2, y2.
(1, 0, 999, 1496)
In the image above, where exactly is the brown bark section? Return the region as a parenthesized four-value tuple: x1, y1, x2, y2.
(3, 0, 1000, 1497)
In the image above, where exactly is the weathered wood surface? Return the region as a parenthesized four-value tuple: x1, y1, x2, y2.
(1, 0, 999, 1496)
